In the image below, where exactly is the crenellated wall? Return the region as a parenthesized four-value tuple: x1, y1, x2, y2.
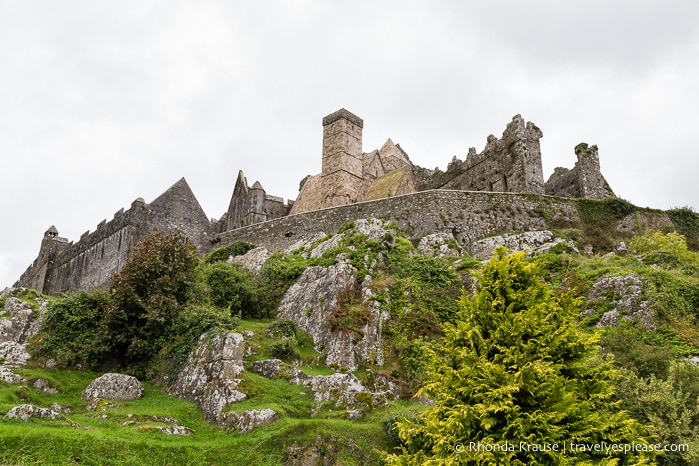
(15, 178, 215, 295)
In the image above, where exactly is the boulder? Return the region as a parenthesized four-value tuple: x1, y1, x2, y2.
(219, 408, 279, 433)
(418, 233, 462, 258)
(0, 290, 48, 345)
(252, 359, 313, 385)
(31, 378, 58, 394)
(470, 230, 576, 259)
(230, 246, 271, 273)
(82, 373, 144, 402)
(5, 404, 61, 421)
(169, 331, 247, 423)
(0, 367, 25, 384)
(277, 262, 387, 371)
(0, 341, 31, 368)
(584, 274, 655, 330)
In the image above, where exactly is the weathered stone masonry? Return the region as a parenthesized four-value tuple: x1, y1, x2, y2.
(16, 109, 623, 295)
(16, 178, 214, 295)
(215, 190, 672, 256)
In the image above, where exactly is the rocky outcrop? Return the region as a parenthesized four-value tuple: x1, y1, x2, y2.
(252, 359, 395, 412)
(5, 404, 62, 421)
(276, 219, 392, 372)
(470, 230, 577, 259)
(230, 246, 271, 273)
(168, 330, 274, 432)
(277, 262, 386, 371)
(82, 373, 144, 402)
(0, 288, 49, 382)
(417, 233, 462, 258)
(252, 359, 313, 385)
(0, 289, 48, 345)
(0, 341, 31, 369)
(219, 408, 279, 433)
(583, 274, 655, 330)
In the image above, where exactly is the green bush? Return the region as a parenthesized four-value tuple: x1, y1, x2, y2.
(668, 207, 699, 251)
(194, 261, 262, 318)
(600, 325, 674, 379)
(615, 363, 699, 465)
(270, 339, 299, 361)
(31, 290, 111, 370)
(385, 247, 649, 464)
(267, 319, 298, 339)
(257, 253, 309, 314)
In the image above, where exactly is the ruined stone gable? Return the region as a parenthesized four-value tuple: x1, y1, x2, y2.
(219, 171, 292, 232)
(421, 115, 545, 194)
(545, 143, 614, 199)
(16, 108, 621, 296)
(16, 178, 215, 295)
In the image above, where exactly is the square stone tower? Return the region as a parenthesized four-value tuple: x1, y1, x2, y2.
(321, 108, 365, 208)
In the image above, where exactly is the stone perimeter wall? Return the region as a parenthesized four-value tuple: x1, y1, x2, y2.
(217, 190, 591, 254)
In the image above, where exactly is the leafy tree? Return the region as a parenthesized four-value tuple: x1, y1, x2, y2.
(104, 230, 199, 370)
(385, 247, 651, 465)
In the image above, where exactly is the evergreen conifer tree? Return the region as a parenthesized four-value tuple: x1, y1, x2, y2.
(384, 247, 652, 465)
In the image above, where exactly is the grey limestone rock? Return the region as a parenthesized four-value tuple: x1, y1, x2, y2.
(0, 366, 25, 384)
(470, 230, 574, 259)
(277, 262, 386, 371)
(219, 408, 279, 433)
(0, 341, 31, 368)
(156, 425, 195, 436)
(82, 373, 144, 402)
(230, 246, 271, 273)
(417, 233, 462, 258)
(252, 359, 313, 385)
(5, 404, 62, 421)
(0, 292, 48, 345)
(31, 378, 58, 394)
(585, 274, 655, 330)
(169, 331, 247, 423)
(310, 372, 393, 409)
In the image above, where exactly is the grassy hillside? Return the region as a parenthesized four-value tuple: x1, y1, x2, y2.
(3, 216, 699, 464)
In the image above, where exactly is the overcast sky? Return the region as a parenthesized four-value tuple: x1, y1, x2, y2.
(2, 1, 698, 288)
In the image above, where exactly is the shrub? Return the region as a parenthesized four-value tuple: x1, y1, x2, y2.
(270, 340, 298, 361)
(385, 247, 649, 464)
(31, 290, 111, 369)
(267, 319, 298, 339)
(194, 261, 261, 318)
(615, 363, 699, 465)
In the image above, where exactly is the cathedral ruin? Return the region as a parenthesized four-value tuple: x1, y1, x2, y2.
(16, 108, 616, 295)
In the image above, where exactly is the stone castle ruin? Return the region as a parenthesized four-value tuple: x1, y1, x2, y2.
(16, 108, 616, 295)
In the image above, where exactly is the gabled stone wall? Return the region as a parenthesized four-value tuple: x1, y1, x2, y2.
(16, 178, 215, 295)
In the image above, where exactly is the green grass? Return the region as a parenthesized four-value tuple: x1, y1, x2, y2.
(1, 366, 412, 465)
